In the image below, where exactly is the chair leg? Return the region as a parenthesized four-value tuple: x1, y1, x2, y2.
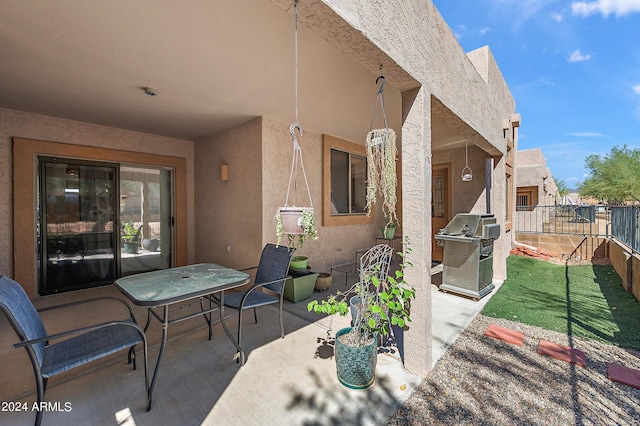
(253, 307, 258, 324)
(278, 302, 285, 339)
(236, 309, 244, 364)
(34, 376, 46, 426)
(129, 346, 137, 370)
(142, 338, 150, 413)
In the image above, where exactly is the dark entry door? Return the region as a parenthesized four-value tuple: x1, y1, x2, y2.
(39, 159, 117, 294)
(432, 165, 451, 262)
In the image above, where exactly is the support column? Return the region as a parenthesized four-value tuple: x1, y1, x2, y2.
(401, 87, 432, 375)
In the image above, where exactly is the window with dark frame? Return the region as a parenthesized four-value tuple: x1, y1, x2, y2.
(322, 134, 374, 227)
(330, 148, 367, 215)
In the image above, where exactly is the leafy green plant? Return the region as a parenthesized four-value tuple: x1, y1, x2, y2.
(308, 238, 415, 346)
(121, 221, 140, 244)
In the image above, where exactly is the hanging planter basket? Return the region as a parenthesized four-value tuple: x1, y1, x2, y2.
(365, 128, 398, 226)
(275, 3, 318, 249)
(274, 123, 318, 248)
(276, 205, 317, 248)
(279, 206, 310, 235)
(364, 72, 398, 227)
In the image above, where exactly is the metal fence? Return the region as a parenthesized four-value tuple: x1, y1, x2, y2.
(611, 206, 640, 254)
(514, 205, 640, 253)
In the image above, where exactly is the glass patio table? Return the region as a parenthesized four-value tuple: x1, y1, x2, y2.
(115, 263, 250, 411)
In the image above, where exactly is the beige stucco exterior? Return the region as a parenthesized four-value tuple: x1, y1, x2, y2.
(514, 148, 559, 234)
(0, 0, 520, 378)
(516, 148, 558, 206)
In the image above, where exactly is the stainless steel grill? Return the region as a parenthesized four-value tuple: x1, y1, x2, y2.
(434, 213, 500, 300)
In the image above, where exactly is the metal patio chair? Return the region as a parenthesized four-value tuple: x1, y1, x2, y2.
(216, 243, 294, 365)
(0, 276, 149, 426)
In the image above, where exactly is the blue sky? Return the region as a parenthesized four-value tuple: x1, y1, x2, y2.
(432, 0, 640, 189)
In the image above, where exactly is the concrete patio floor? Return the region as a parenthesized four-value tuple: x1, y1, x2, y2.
(0, 265, 500, 426)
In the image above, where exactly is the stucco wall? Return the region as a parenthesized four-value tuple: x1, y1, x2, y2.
(516, 233, 608, 262)
(517, 148, 544, 167)
(262, 117, 381, 272)
(609, 239, 640, 302)
(194, 116, 386, 274)
(0, 107, 195, 280)
(516, 148, 556, 206)
(194, 118, 264, 270)
(434, 145, 489, 214)
(610, 239, 632, 291)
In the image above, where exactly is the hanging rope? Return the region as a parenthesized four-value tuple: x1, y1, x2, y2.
(285, 123, 313, 207)
(294, 1, 300, 126)
(369, 66, 389, 131)
(284, 1, 312, 208)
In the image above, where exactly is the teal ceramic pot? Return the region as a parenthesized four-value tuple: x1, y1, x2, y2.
(334, 327, 377, 389)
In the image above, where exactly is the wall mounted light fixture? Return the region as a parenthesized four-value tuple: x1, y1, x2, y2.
(461, 142, 472, 182)
(220, 164, 229, 181)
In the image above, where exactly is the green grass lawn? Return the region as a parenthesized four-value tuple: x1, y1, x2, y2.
(483, 255, 640, 350)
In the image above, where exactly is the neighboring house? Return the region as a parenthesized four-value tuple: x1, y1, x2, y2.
(514, 148, 558, 234)
(515, 148, 558, 209)
(0, 0, 519, 376)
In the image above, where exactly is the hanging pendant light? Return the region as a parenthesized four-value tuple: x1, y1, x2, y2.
(461, 141, 472, 182)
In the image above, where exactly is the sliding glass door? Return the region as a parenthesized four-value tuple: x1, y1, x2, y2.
(119, 166, 172, 276)
(38, 158, 173, 294)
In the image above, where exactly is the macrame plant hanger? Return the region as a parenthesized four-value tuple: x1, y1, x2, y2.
(277, 0, 315, 243)
(365, 66, 398, 227)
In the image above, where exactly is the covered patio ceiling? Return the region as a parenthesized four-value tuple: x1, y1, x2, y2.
(0, 0, 466, 149)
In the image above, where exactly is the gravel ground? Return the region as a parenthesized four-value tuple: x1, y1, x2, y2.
(388, 314, 640, 425)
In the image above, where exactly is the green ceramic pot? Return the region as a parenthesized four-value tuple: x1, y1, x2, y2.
(381, 224, 396, 240)
(289, 256, 308, 270)
(123, 242, 138, 254)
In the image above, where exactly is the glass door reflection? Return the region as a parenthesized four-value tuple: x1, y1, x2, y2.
(40, 160, 117, 294)
(119, 166, 172, 276)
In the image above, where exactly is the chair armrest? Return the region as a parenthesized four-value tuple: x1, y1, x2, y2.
(37, 296, 137, 323)
(237, 275, 291, 308)
(13, 319, 146, 349)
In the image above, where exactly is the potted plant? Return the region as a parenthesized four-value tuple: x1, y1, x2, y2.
(141, 226, 160, 252)
(314, 272, 332, 292)
(283, 269, 318, 303)
(121, 221, 140, 254)
(307, 240, 415, 389)
(275, 206, 318, 249)
(142, 238, 160, 252)
(364, 73, 398, 229)
(380, 221, 397, 240)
